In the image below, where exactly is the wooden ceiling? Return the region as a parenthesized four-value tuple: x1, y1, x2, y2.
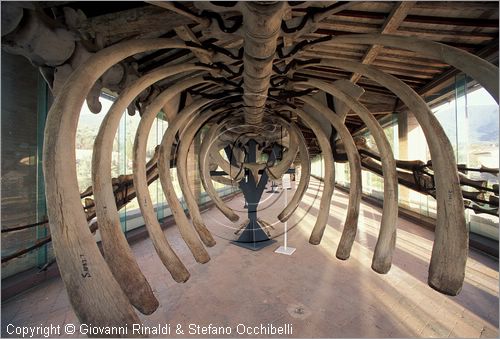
(43, 1, 498, 133)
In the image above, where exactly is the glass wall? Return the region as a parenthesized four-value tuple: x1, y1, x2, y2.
(311, 154, 324, 179)
(1, 52, 47, 278)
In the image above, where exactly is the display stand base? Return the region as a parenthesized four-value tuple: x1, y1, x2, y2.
(232, 239, 276, 251)
(275, 246, 296, 255)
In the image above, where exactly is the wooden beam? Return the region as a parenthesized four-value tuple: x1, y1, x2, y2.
(394, 27, 496, 45)
(375, 53, 448, 67)
(336, 6, 499, 27)
(313, 28, 371, 36)
(350, 1, 415, 83)
(413, 1, 499, 11)
(335, 9, 386, 20)
(300, 51, 364, 65)
(316, 20, 379, 34)
(363, 65, 436, 79)
(404, 14, 499, 28)
(371, 59, 445, 74)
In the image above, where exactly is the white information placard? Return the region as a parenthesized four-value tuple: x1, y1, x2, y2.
(282, 174, 291, 189)
(275, 176, 296, 256)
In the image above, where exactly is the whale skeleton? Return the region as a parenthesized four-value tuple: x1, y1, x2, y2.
(15, 1, 495, 333)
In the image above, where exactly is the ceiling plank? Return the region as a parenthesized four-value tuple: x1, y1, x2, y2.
(350, 1, 416, 83)
(336, 10, 499, 28)
(394, 27, 496, 44)
(404, 14, 499, 28)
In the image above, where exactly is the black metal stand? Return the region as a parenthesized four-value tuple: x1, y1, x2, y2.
(225, 139, 279, 250)
(266, 181, 279, 194)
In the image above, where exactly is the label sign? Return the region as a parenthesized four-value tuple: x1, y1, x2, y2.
(282, 174, 291, 189)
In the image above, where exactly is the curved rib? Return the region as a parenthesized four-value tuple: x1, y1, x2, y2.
(272, 120, 311, 223)
(314, 59, 468, 295)
(300, 96, 363, 260)
(43, 38, 207, 329)
(292, 108, 335, 246)
(133, 77, 211, 281)
(266, 122, 299, 180)
(176, 110, 229, 246)
(92, 64, 207, 313)
(210, 144, 245, 181)
(296, 79, 398, 274)
(133, 77, 211, 270)
(211, 175, 237, 186)
(158, 98, 214, 263)
(199, 123, 240, 222)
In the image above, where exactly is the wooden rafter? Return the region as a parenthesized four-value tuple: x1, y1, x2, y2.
(350, 1, 416, 84)
(403, 14, 499, 28)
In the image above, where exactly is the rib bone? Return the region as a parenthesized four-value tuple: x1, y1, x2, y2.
(300, 97, 363, 260)
(176, 109, 228, 247)
(133, 77, 211, 281)
(277, 121, 311, 222)
(91, 65, 206, 313)
(199, 122, 240, 222)
(158, 98, 214, 263)
(43, 38, 207, 331)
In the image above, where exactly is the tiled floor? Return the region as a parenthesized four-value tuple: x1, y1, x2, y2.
(2, 178, 498, 337)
